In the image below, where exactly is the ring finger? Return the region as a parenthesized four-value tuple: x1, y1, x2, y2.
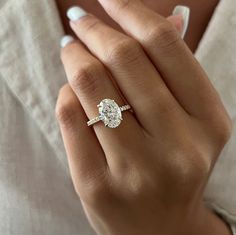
(61, 39, 144, 169)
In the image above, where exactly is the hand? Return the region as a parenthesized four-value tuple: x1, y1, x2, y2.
(56, 1, 232, 235)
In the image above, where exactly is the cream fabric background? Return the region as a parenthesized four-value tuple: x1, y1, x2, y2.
(0, 0, 235, 234)
(195, 0, 236, 230)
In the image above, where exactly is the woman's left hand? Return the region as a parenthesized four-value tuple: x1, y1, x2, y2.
(56, 1, 232, 235)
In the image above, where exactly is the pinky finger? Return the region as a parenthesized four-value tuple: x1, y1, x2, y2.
(56, 84, 107, 196)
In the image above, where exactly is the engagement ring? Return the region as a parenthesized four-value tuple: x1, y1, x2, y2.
(87, 99, 131, 128)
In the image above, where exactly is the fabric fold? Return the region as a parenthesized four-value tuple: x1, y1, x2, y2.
(0, 0, 235, 230)
(195, 0, 236, 222)
(0, 0, 69, 173)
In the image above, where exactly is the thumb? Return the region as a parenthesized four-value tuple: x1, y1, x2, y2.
(167, 6, 190, 39)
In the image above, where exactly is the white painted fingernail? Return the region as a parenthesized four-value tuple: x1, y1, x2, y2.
(67, 6, 87, 21)
(172, 5, 190, 39)
(60, 35, 75, 48)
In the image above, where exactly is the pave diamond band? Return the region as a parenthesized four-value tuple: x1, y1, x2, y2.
(87, 116, 102, 127)
(120, 105, 131, 112)
(87, 99, 131, 128)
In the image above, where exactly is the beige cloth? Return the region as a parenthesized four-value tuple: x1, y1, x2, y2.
(0, 0, 235, 234)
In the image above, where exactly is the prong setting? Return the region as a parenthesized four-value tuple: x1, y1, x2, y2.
(87, 99, 131, 128)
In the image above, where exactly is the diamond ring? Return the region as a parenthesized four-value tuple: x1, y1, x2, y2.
(87, 99, 131, 128)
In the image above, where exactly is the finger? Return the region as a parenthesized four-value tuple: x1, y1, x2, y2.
(96, 0, 223, 119)
(167, 15, 184, 37)
(67, 7, 183, 131)
(56, 84, 107, 195)
(60, 39, 144, 169)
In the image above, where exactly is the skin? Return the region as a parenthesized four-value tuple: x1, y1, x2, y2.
(55, 0, 233, 235)
(56, 0, 220, 51)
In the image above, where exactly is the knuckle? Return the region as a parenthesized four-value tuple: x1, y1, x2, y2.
(117, 0, 133, 10)
(103, 0, 135, 16)
(56, 102, 76, 127)
(169, 146, 210, 187)
(150, 90, 179, 117)
(73, 166, 109, 200)
(145, 22, 180, 50)
(70, 62, 103, 95)
(55, 87, 77, 127)
(82, 180, 113, 207)
(127, 170, 152, 197)
(82, 17, 101, 34)
(104, 38, 142, 66)
(215, 117, 233, 146)
(186, 150, 210, 183)
(207, 108, 233, 148)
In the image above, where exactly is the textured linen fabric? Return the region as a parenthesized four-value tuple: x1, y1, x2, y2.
(0, 0, 93, 234)
(0, 0, 235, 234)
(195, 0, 236, 230)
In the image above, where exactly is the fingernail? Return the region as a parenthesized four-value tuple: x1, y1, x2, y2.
(60, 35, 75, 48)
(172, 5, 190, 39)
(67, 6, 87, 21)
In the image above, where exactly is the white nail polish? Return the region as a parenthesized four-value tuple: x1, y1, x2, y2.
(67, 6, 87, 21)
(60, 35, 75, 48)
(172, 5, 190, 39)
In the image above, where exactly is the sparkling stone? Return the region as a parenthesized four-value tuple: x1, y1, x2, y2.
(98, 99, 122, 128)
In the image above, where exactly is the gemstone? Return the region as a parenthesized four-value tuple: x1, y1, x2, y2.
(98, 99, 122, 128)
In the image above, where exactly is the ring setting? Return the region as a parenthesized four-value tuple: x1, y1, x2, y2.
(87, 99, 131, 128)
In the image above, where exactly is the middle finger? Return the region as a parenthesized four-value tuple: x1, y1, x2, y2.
(67, 8, 183, 131)
(96, 0, 224, 120)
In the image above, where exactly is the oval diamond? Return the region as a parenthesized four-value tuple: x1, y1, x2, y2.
(98, 99, 122, 128)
